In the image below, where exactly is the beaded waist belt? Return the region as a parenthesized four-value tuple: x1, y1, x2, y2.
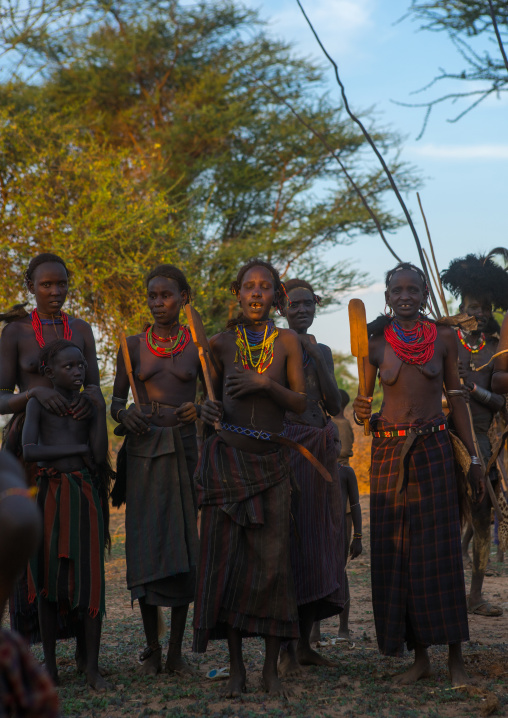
(221, 421, 286, 442)
(372, 423, 447, 439)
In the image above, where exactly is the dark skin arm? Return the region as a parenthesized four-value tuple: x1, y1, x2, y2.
(0, 452, 41, 614)
(84, 385, 108, 466)
(300, 335, 341, 415)
(111, 339, 151, 435)
(492, 313, 508, 394)
(458, 361, 505, 412)
(22, 399, 89, 463)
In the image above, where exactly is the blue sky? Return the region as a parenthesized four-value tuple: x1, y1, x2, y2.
(240, 0, 507, 351)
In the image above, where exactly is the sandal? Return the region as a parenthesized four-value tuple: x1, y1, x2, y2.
(467, 599, 503, 617)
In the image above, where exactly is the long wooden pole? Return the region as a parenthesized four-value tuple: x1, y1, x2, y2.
(119, 331, 141, 410)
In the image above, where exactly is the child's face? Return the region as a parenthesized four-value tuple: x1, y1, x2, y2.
(47, 347, 86, 391)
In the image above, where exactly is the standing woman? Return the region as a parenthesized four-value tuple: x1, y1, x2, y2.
(353, 262, 484, 686)
(280, 279, 344, 675)
(111, 265, 200, 676)
(0, 253, 99, 641)
(492, 313, 508, 394)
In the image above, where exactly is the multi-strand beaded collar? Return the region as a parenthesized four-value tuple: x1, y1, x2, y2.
(384, 318, 437, 365)
(235, 320, 278, 373)
(31, 309, 72, 348)
(457, 328, 486, 354)
(145, 324, 191, 358)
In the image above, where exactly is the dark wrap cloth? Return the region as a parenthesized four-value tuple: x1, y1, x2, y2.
(0, 628, 60, 718)
(3, 414, 70, 642)
(193, 435, 299, 652)
(284, 420, 345, 618)
(370, 413, 469, 657)
(27, 467, 105, 619)
(125, 424, 199, 607)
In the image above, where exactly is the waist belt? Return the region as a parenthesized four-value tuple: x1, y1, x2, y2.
(220, 421, 331, 483)
(373, 422, 448, 494)
(372, 423, 447, 438)
(221, 421, 286, 442)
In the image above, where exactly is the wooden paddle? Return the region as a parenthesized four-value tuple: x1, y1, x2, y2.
(349, 299, 370, 436)
(184, 304, 221, 431)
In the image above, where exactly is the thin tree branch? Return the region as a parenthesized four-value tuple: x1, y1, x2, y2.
(295, 0, 441, 317)
(252, 74, 402, 263)
(488, 0, 508, 73)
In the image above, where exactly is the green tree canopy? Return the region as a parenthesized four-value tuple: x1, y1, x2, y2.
(1, 1, 419, 363)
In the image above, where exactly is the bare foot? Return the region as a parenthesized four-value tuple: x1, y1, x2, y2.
(296, 645, 339, 668)
(448, 645, 470, 687)
(164, 655, 198, 677)
(279, 649, 304, 678)
(138, 648, 162, 676)
(87, 671, 111, 691)
(262, 670, 292, 698)
(392, 657, 432, 685)
(220, 670, 246, 699)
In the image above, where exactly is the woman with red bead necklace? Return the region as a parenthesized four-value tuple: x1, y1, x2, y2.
(111, 265, 200, 677)
(353, 262, 484, 687)
(0, 253, 99, 646)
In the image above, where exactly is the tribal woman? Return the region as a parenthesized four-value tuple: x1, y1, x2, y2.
(111, 264, 200, 677)
(353, 262, 484, 686)
(279, 279, 344, 677)
(193, 259, 306, 699)
(0, 253, 100, 650)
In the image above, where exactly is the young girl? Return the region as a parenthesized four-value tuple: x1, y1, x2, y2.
(22, 340, 109, 690)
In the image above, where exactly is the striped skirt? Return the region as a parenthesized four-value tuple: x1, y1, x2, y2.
(193, 436, 299, 652)
(28, 467, 105, 619)
(284, 421, 345, 618)
(370, 414, 469, 656)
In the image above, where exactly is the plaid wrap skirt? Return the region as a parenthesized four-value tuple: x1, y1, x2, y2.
(370, 414, 469, 656)
(193, 436, 299, 652)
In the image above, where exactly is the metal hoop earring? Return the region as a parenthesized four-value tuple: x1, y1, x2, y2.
(384, 303, 393, 317)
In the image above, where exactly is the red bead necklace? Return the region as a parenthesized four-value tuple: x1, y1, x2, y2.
(31, 309, 72, 348)
(384, 318, 437, 365)
(145, 324, 191, 358)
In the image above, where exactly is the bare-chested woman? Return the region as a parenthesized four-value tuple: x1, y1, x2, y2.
(279, 279, 344, 677)
(354, 262, 484, 686)
(193, 260, 306, 699)
(111, 265, 200, 677)
(0, 253, 99, 653)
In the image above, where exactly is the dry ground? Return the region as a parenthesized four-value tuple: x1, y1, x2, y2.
(11, 419, 508, 717)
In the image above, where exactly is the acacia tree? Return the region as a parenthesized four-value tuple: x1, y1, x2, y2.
(403, 0, 508, 134)
(1, 0, 419, 359)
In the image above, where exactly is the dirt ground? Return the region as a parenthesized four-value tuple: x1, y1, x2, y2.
(34, 495, 508, 716)
(7, 419, 508, 717)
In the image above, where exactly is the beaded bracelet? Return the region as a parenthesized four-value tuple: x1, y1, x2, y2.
(470, 456, 482, 466)
(0, 487, 37, 503)
(353, 533, 362, 539)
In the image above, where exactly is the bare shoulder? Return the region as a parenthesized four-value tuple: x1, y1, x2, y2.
(277, 327, 299, 346)
(1, 317, 30, 339)
(210, 330, 233, 353)
(68, 316, 93, 333)
(126, 332, 144, 348)
(436, 323, 456, 343)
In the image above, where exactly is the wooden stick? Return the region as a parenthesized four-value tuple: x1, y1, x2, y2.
(119, 330, 141, 410)
(417, 193, 449, 317)
(185, 304, 221, 431)
(348, 299, 370, 437)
